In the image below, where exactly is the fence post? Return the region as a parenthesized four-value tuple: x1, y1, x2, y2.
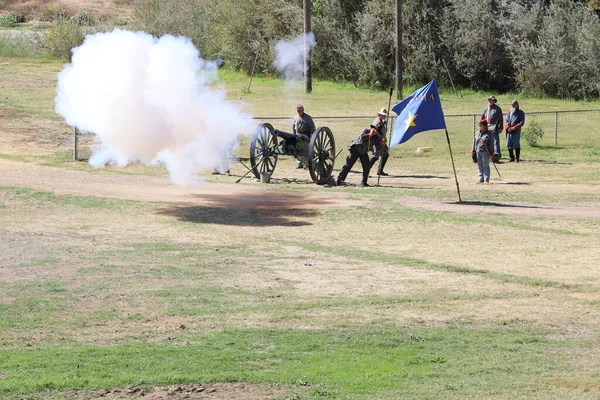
(73, 127, 78, 161)
(554, 112, 558, 146)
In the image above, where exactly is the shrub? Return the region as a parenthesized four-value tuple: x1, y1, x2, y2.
(522, 119, 544, 147)
(0, 12, 25, 28)
(41, 3, 71, 22)
(71, 12, 95, 26)
(44, 20, 84, 61)
(109, 17, 129, 27)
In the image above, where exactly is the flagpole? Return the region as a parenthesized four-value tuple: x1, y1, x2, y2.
(377, 87, 394, 186)
(444, 129, 462, 202)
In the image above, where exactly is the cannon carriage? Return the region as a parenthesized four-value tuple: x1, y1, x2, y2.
(249, 123, 336, 184)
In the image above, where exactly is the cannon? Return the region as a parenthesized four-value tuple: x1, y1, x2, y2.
(249, 123, 336, 184)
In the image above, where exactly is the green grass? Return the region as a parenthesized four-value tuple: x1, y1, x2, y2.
(0, 186, 143, 210)
(0, 326, 563, 399)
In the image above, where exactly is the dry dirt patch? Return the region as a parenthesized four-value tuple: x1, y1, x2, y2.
(68, 383, 288, 400)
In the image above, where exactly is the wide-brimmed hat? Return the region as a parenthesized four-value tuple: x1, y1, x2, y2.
(487, 95, 497, 102)
(377, 108, 388, 115)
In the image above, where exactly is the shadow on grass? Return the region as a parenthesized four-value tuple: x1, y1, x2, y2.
(156, 192, 325, 227)
(451, 200, 541, 209)
(496, 181, 532, 185)
(522, 159, 573, 165)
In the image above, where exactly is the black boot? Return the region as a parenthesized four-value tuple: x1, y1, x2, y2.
(515, 148, 520, 163)
(508, 148, 515, 162)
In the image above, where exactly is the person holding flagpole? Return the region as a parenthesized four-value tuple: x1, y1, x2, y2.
(390, 79, 463, 202)
(368, 108, 390, 176)
(336, 125, 380, 187)
(471, 119, 494, 184)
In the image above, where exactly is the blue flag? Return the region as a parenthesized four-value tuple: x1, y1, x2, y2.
(390, 80, 446, 147)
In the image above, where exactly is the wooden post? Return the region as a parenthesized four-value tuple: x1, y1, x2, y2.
(73, 126, 78, 161)
(395, 0, 403, 100)
(303, 0, 312, 93)
(554, 112, 558, 145)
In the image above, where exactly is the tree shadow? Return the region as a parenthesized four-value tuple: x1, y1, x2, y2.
(155, 192, 325, 227)
(450, 200, 541, 209)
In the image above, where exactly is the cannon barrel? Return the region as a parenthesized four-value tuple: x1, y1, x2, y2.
(273, 129, 305, 140)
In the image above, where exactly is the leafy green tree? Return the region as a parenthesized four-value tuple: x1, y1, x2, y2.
(441, 0, 513, 91)
(353, 0, 396, 89)
(504, 0, 600, 98)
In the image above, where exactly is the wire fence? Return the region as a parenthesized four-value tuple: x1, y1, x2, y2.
(73, 109, 600, 161)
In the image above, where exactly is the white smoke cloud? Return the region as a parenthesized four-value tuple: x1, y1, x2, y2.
(55, 29, 253, 185)
(272, 32, 316, 81)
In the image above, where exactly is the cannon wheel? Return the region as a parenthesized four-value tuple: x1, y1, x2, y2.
(250, 123, 278, 179)
(307, 126, 336, 184)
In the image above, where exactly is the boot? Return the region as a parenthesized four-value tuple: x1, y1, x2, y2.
(508, 148, 515, 163)
(515, 148, 520, 163)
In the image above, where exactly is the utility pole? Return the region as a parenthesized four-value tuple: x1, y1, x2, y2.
(395, 0, 403, 100)
(304, 0, 312, 93)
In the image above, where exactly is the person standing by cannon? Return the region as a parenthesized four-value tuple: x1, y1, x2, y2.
(368, 108, 390, 176)
(336, 124, 380, 187)
(481, 95, 503, 162)
(291, 104, 316, 169)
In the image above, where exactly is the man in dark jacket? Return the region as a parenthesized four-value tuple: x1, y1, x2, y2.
(337, 125, 379, 187)
(292, 104, 316, 169)
(368, 108, 390, 176)
(504, 100, 526, 162)
(481, 95, 503, 162)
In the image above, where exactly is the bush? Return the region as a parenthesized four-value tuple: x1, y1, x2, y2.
(522, 119, 544, 147)
(109, 17, 129, 27)
(0, 12, 25, 28)
(504, 0, 600, 99)
(41, 3, 71, 22)
(44, 20, 84, 61)
(71, 12, 95, 26)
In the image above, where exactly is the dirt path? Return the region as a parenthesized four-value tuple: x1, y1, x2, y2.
(1, 159, 598, 221)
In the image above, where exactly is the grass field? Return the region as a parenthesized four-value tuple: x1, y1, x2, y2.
(1, 55, 600, 400)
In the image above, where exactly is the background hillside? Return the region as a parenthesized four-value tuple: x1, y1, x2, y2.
(0, 0, 133, 19)
(2, 0, 600, 99)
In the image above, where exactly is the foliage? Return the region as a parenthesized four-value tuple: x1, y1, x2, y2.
(522, 118, 545, 147)
(109, 16, 129, 26)
(215, 0, 302, 73)
(353, 0, 396, 89)
(0, 30, 46, 58)
(132, 0, 219, 59)
(125, 0, 600, 97)
(44, 19, 84, 61)
(0, 12, 25, 28)
(70, 12, 95, 26)
(442, 0, 514, 91)
(504, 0, 600, 99)
(40, 3, 71, 22)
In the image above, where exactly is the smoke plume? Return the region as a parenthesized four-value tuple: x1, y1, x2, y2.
(272, 33, 316, 82)
(55, 29, 253, 185)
